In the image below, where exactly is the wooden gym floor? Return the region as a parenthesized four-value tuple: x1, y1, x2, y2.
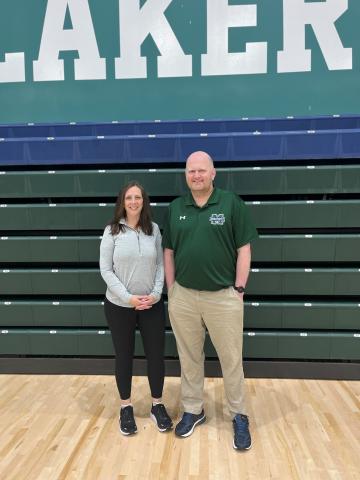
(0, 375, 359, 480)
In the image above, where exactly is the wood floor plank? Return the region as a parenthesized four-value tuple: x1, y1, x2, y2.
(0, 375, 359, 480)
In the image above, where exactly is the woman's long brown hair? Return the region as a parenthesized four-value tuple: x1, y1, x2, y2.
(108, 181, 153, 236)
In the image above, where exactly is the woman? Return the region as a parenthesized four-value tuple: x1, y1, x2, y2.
(100, 181, 172, 435)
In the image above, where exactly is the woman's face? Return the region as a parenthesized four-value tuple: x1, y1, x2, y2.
(124, 186, 143, 219)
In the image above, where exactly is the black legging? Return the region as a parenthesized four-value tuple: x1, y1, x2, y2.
(104, 297, 166, 400)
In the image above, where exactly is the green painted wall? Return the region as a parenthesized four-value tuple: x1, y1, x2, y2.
(0, 0, 359, 124)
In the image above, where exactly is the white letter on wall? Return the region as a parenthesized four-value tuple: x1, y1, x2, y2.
(33, 0, 106, 81)
(201, 0, 267, 76)
(0, 52, 25, 83)
(115, 0, 192, 79)
(278, 0, 352, 72)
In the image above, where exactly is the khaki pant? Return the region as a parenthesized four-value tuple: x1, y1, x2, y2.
(168, 281, 247, 418)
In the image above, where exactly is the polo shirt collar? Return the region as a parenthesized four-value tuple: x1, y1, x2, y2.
(185, 187, 220, 207)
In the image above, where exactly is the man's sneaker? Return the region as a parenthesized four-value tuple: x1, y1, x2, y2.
(150, 403, 173, 432)
(175, 410, 206, 437)
(119, 405, 137, 435)
(232, 414, 251, 450)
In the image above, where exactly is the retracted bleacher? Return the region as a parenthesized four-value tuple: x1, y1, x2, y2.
(0, 115, 359, 376)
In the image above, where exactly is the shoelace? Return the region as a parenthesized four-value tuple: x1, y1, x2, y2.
(153, 404, 169, 423)
(234, 416, 248, 434)
(122, 407, 135, 424)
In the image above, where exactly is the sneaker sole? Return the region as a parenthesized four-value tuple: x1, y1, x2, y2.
(150, 413, 173, 432)
(119, 426, 137, 436)
(175, 415, 206, 438)
(233, 439, 252, 450)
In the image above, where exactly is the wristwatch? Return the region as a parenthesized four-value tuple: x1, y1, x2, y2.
(234, 285, 245, 293)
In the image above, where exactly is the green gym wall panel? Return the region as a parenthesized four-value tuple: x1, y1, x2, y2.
(0, 173, 27, 197)
(0, 301, 83, 328)
(81, 302, 106, 327)
(164, 332, 178, 357)
(243, 332, 278, 358)
(0, 206, 30, 229)
(334, 271, 360, 296)
(285, 167, 338, 193)
(164, 302, 171, 328)
(244, 303, 283, 329)
(282, 270, 335, 296)
(33, 303, 82, 327)
(247, 269, 360, 296)
(204, 335, 217, 358)
(78, 330, 113, 356)
(30, 237, 80, 262)
(3, 268, 359, 296)
(341, 167, 360, 192)
(282, 202, 337, 228)
(330, 334, 360, 360)
(28, 172, 77, 197)
(78, 170, 187, 197)
(79, 271, 105, 295)
(281, 236, 336, 262)
(281, 303, 334, 330)
(246, 203, 283, 229)
(0, 270, 32, 294)
(334, 305, 360, 330)
(251, 237, 282, 262)
(221, 168, 284, 195)
(337, 201, 360, 227)
(0, 302, 35, 327)
(78, 237, 102, 262)
(2, 201, 360, 231)
(0, 236, 101, 263)
(30, 205, 79, 230)
(29, 330, 79, 356)
(3, 234, 358, 264)
(77, 171, 133, 197)
(77, 205, 113, 229)
(335, 236, 360, 261)
(3, 301, 357, 332)
(277, 332, 331, 359)
(246, 270, 283, 295)
(0, 238, 31, 262)
(31, 270, 81, 295)
(4, 165, 360, 199)
(0, 330, 30, 355)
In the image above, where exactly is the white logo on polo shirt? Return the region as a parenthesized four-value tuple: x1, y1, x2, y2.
(209, 213, 225, 225)
(179, 216, 186, 220)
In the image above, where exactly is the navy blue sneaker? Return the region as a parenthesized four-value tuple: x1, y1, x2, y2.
(119, 405, 137, 435)
(150, 403, 173, 432)
(175, 410, 206, 437)
(233, 414, 251, 450)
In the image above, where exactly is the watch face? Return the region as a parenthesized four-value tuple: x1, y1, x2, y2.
(235, 286, 245, 293)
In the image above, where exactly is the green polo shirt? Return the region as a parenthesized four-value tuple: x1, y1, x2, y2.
(162, 188, 258, 291)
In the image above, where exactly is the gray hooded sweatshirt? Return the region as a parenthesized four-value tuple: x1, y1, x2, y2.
(99, 220, 164, 307)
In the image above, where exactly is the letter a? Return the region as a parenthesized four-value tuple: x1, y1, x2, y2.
(33, 0, 106, 81)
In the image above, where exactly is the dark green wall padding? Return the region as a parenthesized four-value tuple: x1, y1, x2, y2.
(0, 268, 360, 296)
(1, 234, 360, 263)
(1, 300, 359, 331)
(2, 165, 360, 198)
(1, 200, 360, 230)
(0, 329, 358, 360)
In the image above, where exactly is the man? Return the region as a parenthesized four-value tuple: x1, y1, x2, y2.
(162, 151, 258, 450)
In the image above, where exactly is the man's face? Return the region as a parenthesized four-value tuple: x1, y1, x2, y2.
(185, 154, 216, 194)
